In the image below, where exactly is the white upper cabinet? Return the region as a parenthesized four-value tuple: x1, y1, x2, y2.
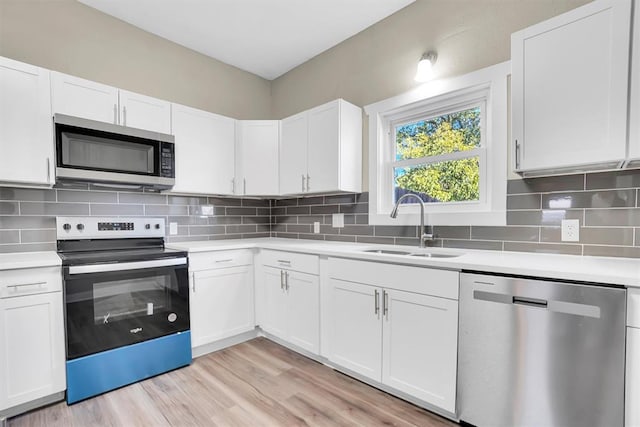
(280, 99, 362, 195)
(51, 72, 119, 124)
(0, 57, 54, 187)
(280, 111, 308, 194)
(51, 72, 171, 133)
(118, 89, 171, 134)
(628, 1, 640, 163)
(236, 120, 279, 196)
(171, 103, 235, 195)
(512, 0, 632, 175)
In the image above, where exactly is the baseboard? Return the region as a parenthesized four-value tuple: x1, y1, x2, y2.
(1, 391, 65, 421)
(192, 328, 259, 358)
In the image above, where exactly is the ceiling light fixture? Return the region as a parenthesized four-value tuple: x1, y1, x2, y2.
(414, 51, 437, 82)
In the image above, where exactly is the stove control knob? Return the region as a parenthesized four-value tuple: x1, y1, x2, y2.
(63, 223, 71, 231)
(155, 224, 161, 230)
(145, 224, 151, 230)
(76, 223, 84, 231)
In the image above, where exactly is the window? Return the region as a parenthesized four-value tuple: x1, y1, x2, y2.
(365, 62, 509, 226)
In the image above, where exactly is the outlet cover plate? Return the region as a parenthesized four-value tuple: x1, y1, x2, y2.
(561, 219, 579, 242)
(169, 222, 178, 235)
(332, 213, 344, 228)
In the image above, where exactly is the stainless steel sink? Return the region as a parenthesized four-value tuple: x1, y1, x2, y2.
(409, 253, 460, 258)
(362, 249, 413, 255)
(361, 248, 460, 258)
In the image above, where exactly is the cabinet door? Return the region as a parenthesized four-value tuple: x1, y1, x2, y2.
(327, 279, 382, 381)
(279, 112, 308, 195)
(51, 72, 119, 124)
(512, 0, 631, 172)
(307, 101, 339, 193)
(261, 266, 288, 340)
(627, 327, 640, 427)
(0, 292, 65, 411)
(119, 89, 171, 134)
(0, 57, 53, 186)
(286, 270, 319, 354)
(171, 103, 235, 195)
(237, 120, 279, 196)
(628, 1, 640, 161)
(190, 266, 254, 348)
(382, 289, 458, 413)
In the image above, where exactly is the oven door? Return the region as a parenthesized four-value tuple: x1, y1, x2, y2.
(63, 258, 189, 360)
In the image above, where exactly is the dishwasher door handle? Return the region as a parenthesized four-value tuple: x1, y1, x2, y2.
(512, 296, 548, 308)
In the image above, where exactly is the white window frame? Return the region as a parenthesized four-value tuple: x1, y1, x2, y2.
(365, 61, 509, 226)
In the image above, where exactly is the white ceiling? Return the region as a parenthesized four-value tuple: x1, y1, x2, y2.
(79, 0, 415, 80)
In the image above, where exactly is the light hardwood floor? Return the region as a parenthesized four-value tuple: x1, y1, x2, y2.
(9, 338, 457, 426)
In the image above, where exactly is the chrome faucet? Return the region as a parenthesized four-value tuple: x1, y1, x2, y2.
(390, 193, 434, 248)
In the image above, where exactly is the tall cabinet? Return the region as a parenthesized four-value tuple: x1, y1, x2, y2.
(628, 0, 640, 164)
(511, 0, 632, 174)
(280, 99, 362, 195)
(0, 57, 53, 187)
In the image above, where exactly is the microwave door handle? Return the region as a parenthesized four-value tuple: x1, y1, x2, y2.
(68, 257, 187, 275)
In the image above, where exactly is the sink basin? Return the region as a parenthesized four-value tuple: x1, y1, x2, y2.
(409, 253, 460, 258)
(362, 249, 412, 255)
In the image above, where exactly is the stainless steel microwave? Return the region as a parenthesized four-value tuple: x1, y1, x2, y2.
(54, 114, 175, 190)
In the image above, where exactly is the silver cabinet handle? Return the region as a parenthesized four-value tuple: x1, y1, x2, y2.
(374, 289, 380, 315)
(277, 259, 291, 266)
(215, 259, 233, 263)
(231, 178, 235, 194)
(192, 273, 196, 293)
(280, 270, 284, 290)
(243, 178, 246, 195)
(285, 271, 290, 291)
(515, 139, 521, 169)
(383, 290, 389, 318)
(6, 281, 47, 294)
(46, 157, 51, 183)
(306, 174, 310, 192)
(113, 104, 118, 124)
(122, 105, 127, 127)
(301, 174, 306, 192)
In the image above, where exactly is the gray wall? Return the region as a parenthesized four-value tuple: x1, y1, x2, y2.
(0, 0, 271, 119)
(271, 170, 640, 259)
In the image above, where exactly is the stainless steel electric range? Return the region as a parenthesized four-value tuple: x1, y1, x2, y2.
(56, 217, 191, 404)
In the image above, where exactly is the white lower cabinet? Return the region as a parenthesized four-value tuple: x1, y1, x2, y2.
(259, 250, 320, 354)
(0, 267, 65, 413)
(327, 258, 459, 414)
(188, 250, 254, 349)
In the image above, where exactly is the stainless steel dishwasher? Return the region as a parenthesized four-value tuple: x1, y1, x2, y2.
(458, 272, 626, 427)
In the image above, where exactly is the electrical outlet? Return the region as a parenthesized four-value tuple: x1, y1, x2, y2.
(201, 205, 214, 216)
(313, 222, 320, 233)
(169, 222, 178, 235)
(561, 219, 579, 242)
(332, 213, 344, 228)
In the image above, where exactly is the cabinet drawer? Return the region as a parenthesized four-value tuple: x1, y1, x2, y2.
(189, 249, 253, 272)
(328, 257, 458, 300)
(0, 266, 62, 298)
(261, 250, 319, 275)
(628, 288, 640, 328)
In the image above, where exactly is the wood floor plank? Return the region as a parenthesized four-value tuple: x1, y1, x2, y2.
(8, 338, 457, 427)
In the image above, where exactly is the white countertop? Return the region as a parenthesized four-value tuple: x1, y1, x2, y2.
(167, 238, 640, 288)
(0, 251, 62, 270)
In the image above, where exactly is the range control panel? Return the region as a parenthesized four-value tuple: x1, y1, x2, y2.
(57, 217, 165, 240)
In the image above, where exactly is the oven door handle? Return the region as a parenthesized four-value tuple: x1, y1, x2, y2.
(68, 257, 188, 275)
